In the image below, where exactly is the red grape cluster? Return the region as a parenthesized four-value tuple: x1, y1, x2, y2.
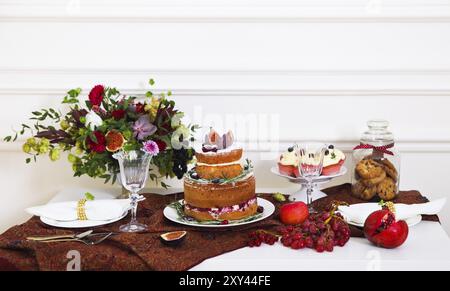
(280, 211, 350, 252)
(246, 209, 351, 253)
(247, 230, 279, 247)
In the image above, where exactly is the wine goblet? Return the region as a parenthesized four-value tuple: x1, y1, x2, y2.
(297, 142, 327, 213)
(113, 150, 153, 232)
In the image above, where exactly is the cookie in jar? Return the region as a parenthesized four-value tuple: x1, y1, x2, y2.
(351, 120, 400, 201)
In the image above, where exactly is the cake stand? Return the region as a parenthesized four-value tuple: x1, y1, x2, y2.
(270, 166, 347, 202)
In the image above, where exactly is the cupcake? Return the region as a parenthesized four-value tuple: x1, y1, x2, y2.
(322, 144, 345, 176)
(278, 146, 300, 177)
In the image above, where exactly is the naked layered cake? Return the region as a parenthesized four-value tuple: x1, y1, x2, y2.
(184, 128, 257, 221)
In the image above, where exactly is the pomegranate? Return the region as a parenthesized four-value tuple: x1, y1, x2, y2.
(363, 210, 409, 249)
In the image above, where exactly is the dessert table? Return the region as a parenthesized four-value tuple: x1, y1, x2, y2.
(54, 188, 450, 271)
(0, 184, 449, 271)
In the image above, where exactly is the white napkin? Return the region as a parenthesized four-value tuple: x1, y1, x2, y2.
(26, 199, 131, 222)
(338, 198, 446, 225)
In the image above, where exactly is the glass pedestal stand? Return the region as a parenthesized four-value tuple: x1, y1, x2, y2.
(288, 181, 328, 202)
(271, 166, 347, 203)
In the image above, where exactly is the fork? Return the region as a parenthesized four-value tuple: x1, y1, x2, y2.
(40, 232, 114, 245)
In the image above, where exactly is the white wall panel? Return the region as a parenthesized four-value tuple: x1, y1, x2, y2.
(1, 22, 450, 71)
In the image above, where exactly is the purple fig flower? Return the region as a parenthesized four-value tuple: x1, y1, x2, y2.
(132, 115, 157, 140)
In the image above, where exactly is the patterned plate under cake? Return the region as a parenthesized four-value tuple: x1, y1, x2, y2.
(163, 198, 275, 227)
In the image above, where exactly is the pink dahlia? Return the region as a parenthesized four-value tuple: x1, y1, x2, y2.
(142, 140, 159, 156)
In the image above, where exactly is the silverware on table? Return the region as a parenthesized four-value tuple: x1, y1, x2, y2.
(35, 232, 114, 245)
(26, 230, 94, 241)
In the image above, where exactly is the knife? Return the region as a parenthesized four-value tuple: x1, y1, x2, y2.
(26, 230, 93, 241)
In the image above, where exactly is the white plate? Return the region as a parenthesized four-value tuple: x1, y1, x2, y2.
(338, 202, 424, 228)
(345, 214, 422, 228)
(271, 166, 347, 183)
(163, 198, 275, 228)
(40, 211, 128, 228)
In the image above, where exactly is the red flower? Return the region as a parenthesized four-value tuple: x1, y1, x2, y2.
(89, 85, 104, 107)
(86, 131, 106, 153)
(155, 139, 167, 152)
(135, 102, 145, 114)
(111, 109, 126, 120)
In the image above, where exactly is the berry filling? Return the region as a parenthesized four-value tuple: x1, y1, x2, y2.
(184, 197, 257, 217)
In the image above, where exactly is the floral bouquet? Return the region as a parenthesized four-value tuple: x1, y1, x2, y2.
(4, 79, 198, 188)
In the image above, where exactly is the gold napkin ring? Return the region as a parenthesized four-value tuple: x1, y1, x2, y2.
(77, 198, 88, 220)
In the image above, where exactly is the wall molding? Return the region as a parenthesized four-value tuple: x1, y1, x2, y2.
(2, 88, 450, 98)
(1, 0, 450, 22)
(1, 68, 450, 93)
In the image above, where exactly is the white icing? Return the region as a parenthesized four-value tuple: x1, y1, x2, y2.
(323, 149, 345, 167)
(300, 155, 322, 166)
(184, 171, 254, 185)
(279, 151, 299, 166)
(197, 160, 242, 167)
(196, 144, 242, 156)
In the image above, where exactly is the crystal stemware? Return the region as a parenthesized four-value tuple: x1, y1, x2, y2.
(113, 150, 153, 232)
(297, 142, 327, 213)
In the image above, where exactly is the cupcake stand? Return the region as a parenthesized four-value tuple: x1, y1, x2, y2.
(270, 166, 347, 202)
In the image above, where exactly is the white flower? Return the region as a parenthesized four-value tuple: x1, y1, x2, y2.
(85, 110, 103, 130)
(171, 112, 185, 128)
(171, 125, 191, 150)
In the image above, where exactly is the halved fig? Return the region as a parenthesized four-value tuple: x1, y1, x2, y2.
(215, 135, 224, 150)
(105, 130, 125, 152)
(204, 128, 222, 148)
(224, 130, 234, 148)
(207, 128, 220, 143)
(160, 231, 187, 246)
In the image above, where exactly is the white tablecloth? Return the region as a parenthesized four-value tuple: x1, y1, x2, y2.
(50, 187, 450, 271)
(191, 221, 450, 271)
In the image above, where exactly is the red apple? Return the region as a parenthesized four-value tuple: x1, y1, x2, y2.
(279, 202, 309, 225)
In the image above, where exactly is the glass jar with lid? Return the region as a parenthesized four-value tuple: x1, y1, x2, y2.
(351, 120, 400, 201)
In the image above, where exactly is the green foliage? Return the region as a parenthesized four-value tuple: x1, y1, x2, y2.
(62, 88, 82, 104)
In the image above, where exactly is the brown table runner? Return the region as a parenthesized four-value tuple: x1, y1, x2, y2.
(0, 183, 439, 271)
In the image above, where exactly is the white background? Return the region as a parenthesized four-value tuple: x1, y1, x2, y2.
(1, 0, 450, 234)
